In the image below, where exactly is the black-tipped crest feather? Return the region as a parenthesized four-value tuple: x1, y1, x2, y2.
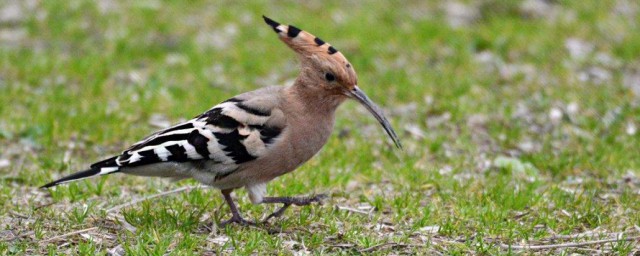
(262, 15, 281, 32)
(287, 25, 301, 37)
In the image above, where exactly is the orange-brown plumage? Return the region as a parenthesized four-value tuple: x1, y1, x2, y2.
(263, 16, 358, 92)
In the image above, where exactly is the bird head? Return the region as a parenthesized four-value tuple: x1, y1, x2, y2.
(263, 16, 402, 149)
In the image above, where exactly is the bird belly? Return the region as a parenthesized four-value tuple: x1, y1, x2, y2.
(121, 162, 190, 178)
(211, 116, 335, 189)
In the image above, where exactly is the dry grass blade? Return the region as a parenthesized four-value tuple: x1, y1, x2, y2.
(330, 243, 356, 249)
(9, 211, 29, 219)
(105, 185, 201, 213)
(549, 231, 626, 240)
(39, 227, 98, 244)
(335, 205, 372, 215)
(500, 235, 640, 250)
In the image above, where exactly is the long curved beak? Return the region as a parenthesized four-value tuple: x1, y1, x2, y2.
(348, 86, 402, 149)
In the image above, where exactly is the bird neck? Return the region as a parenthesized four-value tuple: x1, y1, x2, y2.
(279, 78, 344, 170)
(286, 77, 347, 116)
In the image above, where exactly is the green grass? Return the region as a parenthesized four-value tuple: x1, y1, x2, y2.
(1, 0, 640, 254)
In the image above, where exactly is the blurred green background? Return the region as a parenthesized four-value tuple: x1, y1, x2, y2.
(1, 0, 639, 254)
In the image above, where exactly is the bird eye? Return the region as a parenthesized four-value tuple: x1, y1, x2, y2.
(325, 72, 336, 82)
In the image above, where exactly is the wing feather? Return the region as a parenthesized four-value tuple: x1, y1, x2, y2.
(43, 87, 286, 188)
(101, 92, 285, 180)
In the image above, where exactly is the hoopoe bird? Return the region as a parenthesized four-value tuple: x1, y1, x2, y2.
(42, 16, 402, 226)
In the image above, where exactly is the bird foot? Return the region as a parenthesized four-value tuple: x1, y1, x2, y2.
(219, 215, 256, 227)
(262, 194, 328, 223)
(289, 193, 328, 206)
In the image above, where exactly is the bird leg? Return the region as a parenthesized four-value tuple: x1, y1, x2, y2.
(261, 194, 327, 223)
(219, 189, 255, 227)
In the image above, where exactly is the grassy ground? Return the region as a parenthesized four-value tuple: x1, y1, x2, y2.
(1, 0, 639, 254)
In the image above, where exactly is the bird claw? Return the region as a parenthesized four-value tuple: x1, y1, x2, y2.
(303, 193, 328, 205)
(219, 216, 256, 227)
(261, 193, 328, 223)
(262, 205, 290, 223)
(308, 193, 328, 204)
(287, 193, 328, 206)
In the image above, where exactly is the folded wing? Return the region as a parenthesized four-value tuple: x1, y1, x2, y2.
(42, 88, 286, 188)
(116, 95, 286, 171)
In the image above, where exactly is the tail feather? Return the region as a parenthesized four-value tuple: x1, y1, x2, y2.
(40, 166, 120, 188)
(90, 156, 119, 168)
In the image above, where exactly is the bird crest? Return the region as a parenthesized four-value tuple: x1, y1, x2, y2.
(262, 16, 358, 89)
(263, 15, 341, 57)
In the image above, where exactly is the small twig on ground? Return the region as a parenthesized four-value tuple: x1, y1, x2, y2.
(39, 227, 98, 244)
(34, 202, 54, 210)
(358, 242, 424, 253)
(9, 211, 29, 219)
(107, 243, 124, 256)
(2, 231, 35, 242)
(549, 231, 626, 241)
(335, 205, 372, 215)
(500, 235, 640, 250)
(330, 243, 356, 249)
(359, 242, 401, 253)
(512, 211, 530, 219)
(106, 185, 201, 213)
(571, 247, 609, 254)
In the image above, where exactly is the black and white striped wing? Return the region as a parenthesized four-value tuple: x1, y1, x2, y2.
(41, 93, 286, 188)
(100, 97, 285, 175)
